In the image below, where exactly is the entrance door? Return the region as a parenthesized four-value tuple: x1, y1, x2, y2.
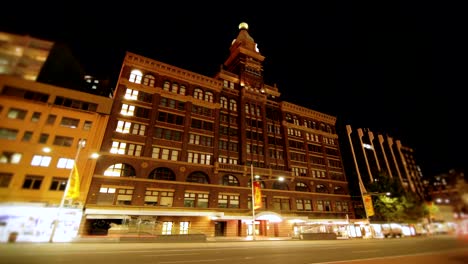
(214, 221, 226, 236)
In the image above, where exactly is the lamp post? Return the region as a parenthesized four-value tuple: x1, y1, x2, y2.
(49, 139, 86, 243)
(250, 164, 285, 240)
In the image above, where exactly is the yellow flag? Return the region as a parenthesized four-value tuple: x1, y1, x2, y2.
(65, 164, 80, 200)
(253, 181, 262, 209)
(363, 195, 374, 216)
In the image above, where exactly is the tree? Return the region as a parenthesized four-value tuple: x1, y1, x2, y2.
(366, 172, 426, 222)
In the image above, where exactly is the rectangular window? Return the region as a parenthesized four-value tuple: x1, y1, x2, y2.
(22, 175, 43, 190)
(31, 155, 52, 167)
(31, 112, 41, 122)
(0, 128, 18, 140)
(46, 114, 57, 125)
(56, 158, 74, 169)
(49, 177, 67, 191)
(39, 133, 49, 144)
(179, 221, 189, 234)
(116, 120, 131, 133)
(117, 188, 133, 205)
(53, 136, 74, 147)
(0, 151, 22, 164)
(0, 173, 13, 188)
(60, 117, 80, 128)
(110, 141, 126, 154)
(83, 121, 93, 130)
(7, 108, 27, 120)
(22, 131, 33, 142)
(162, 222, 173, 235)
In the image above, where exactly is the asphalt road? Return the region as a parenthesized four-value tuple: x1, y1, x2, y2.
(0, 235, 467, 264)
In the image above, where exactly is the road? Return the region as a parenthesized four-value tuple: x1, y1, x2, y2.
(0, 235, 467, 264)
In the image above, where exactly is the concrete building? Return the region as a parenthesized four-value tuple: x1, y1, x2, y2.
(83, 23, 354, 240)
(0, 75, 113, 242)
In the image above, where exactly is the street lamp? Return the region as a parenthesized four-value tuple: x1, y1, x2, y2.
(250, 164, 285, 240)
(49, 139, 86, 243)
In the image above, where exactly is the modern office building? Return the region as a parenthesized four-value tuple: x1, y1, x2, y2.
(344, 125, 425, 198)
(0, 75, 113, 242)
(83, 22, 354, 239)
(0, 32, 53, 81)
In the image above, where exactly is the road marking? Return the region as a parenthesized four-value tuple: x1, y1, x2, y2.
(158, 258, 226, 263)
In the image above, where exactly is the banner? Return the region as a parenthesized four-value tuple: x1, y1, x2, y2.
(65, 164, 80, 200)
(363, 195, 374, 216)
(253, 181, 262, 209)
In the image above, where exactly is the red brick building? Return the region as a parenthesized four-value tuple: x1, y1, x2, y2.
(83, 22, 354, 239)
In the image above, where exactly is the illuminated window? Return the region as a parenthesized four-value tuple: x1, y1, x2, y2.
(193, 88, 203, 100)
(104, 163, 136, 177)
(110, 141, 126, 154)
(116, 120, 131, 133)
(129, 69, 142, 84)
(142, 74, 155, 87)
(221, 175, 239, 186)
(126, 143, 142, 156)
(131, 123, 146, 135)
(99, 187, 116, 193)
(163, 81, 170, 91)
(144, 190, 174, 206)
(179, 85, 186, 95)
(295, 182, 310, 192)
(273, 198, 290, 210)
(204, 92, 213, 102)
(220, 97, 228, 109)
(179, 221, 189, 234)
(57, 158, 74, 169)
(31, 155, 51, 167)
(184, 192, 209, 208)
(116, 188, 133, 205)
(0, 151, 22, 164)
(162, 222, 173, 235)
(218, 194, 239, 208)
(229, 99, 237, 111)
(7, 108, 27, 120)
(124, 88, 138, 100)
(296, 199, 312, 211)
(120, 104, 135, 116)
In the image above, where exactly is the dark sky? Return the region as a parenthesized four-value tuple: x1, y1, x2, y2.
(1, 1, 465, 178)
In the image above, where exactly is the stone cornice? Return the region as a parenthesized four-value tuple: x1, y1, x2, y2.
(125, 52, 223, 92)
(281, 101, 336, 124)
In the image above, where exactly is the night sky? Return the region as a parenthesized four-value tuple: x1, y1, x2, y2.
(1, 1, 465, 178)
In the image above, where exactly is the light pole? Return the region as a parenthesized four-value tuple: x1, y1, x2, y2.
(49, 139, 86, 243)
(250, 164, 285, 240)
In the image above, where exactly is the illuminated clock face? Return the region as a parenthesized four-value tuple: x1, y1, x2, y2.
(239, 22, 249, 30)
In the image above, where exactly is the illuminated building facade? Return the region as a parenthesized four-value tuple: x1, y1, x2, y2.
(0, 32, 53, 81)
(0, 75, 112, 242)
(84, 23, 354, 239)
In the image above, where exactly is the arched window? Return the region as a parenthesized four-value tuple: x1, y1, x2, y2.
(273, 181, 289, 190)
(204, 91, 214, 103)
(285, 114, 292, 123)
(333, 186, 345, 194)
(316, 184, 328, 193)
(163, 81, 170, 91)
(104, 163, 136, 177)
(193, 88, 203, 100)
(148, 167, 175, 181)
(129, 70, 142, 84)
(142, 74, 155, 87)
(179, 85, 186, 95)
(186, 171, 209, 184)
(220, 97, 228, 109)
(171, 83, 179, 93)
(229, 99, 237, 111)
(221, 175, 239, 186)
(295, 182, 310, 192)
